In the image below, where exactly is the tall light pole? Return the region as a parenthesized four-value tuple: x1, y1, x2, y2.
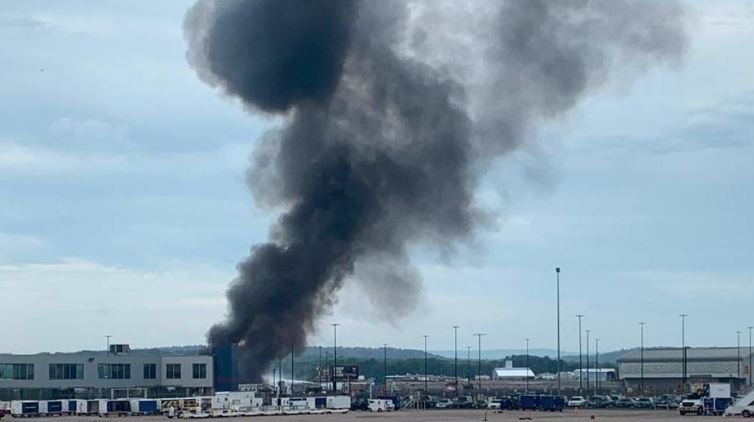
(680, 314, 687, 386)
(474, 333, 486, 393)
(525, 338, 530, 393)
(576, 314, 584, 391)
(290, 342, 294, 394)
(105, 335, 112, 356)
(423, 335, 429, 393)
(332, 323, 339, 392)
(556, 267, 561, 395)
(453, 325, 460, 395)
(746, 327, 754, 386)
(640, 322, 647, 395)
(595, 338, 600, 393)
(466, 346, 471, 384)
(586, 329, 591, 395)
(737, 331, 742, 382)
(383, 344, 388, 395)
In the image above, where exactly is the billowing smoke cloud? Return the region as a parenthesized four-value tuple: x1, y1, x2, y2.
(184, 0, 687, 381)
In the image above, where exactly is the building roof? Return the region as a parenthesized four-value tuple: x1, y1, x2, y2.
(493, 367, 534, 378)
(618, 347, 750, 363)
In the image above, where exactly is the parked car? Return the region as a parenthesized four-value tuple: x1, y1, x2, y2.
(634, 397, 655, 409)
(587, 396, 612, 408)
(486, 398, 502, 410)
(452, 396, 475, 409)
(567, 396, 587, 408)
(655, 398, 679, 410)
(0, 408, 6, 419)
(614, 398, 636, 408)
(435, 399, 453, 409)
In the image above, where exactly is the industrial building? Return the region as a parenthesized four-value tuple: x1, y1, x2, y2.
(617, 347, 752, 393)
(491, 361, 534, 380)
(0, 344, 215, 400)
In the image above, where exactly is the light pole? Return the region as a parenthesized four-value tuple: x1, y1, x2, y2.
(383, 344, 388, 395)
(595, 338, 600, 393)
(576, 314, 584, 391)
(525, 338, 530, 393)
(453, 325, 460, 395)
(290, 342, 294, 395)
(586, 329, 591, 395)
(423, 335, 429, 393)
(746, 327, 754, 386)
(105, 335, 112, 356)
(466, 346, 471, 385)
(332, 323, 340, 392)
(474, 333, 486, 393)
(556, 267, 561, 395)
(737, 331, 741, 382)
(640, 322, 647, 395)
(680, 314, 687, 386)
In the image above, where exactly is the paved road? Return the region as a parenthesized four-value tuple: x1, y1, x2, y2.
(51, 409, 689, 422)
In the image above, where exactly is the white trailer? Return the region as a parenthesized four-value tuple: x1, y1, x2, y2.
(327, 395, 351, 410)
(11, 401, 40, 417)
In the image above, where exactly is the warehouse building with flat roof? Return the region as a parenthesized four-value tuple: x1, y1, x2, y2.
(617, 347, 752, 394)
(0, 345, 213, 400)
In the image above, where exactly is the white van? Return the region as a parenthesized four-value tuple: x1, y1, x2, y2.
(368, 399, 394, 412)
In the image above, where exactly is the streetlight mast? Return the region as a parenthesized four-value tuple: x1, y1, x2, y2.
(576, 314, 584, 391)
(474, 333, 486, 393)
(332, 323, 339, 392)
(640, 322, 647, 395)
(680, 314, 687, 387)
(556, 267, 561, 395)
(423, 335, 429, 393)
(453, 325, 460, 395)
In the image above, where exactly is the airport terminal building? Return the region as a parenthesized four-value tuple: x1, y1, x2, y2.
(0, 345, 215, 400)
(618, 347, 752, 394)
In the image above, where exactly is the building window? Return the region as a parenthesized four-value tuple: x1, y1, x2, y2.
(166, 363, 181, 379)
(97, 364, 130, 379)
(0, 364, 34, 380)
(143, 363, 157, 379)
(192, 363, 206, 379)
(49, 364, 84, 380)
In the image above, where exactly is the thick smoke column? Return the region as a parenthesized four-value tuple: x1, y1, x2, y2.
(185, 0, 687, 381)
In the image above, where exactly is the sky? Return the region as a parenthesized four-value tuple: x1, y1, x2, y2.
(1, 0, 753, 356)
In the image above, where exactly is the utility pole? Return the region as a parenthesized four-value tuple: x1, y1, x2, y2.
(586, 330, 591, 395)
(640, 322, 647, 395)
(737, 331, 741, 382)
(474, 333, 486, 393)
(556, 267, 561, 395)
(290, 342, 294, 395)
(746, 327, 754, 386)
(332, 323, 339, 392)
(576, 314, 584, 391)
(453, 325, 460, 395)
(595, 338, 600, 393)
(278, 349, 282, 397)
(318, 346, 322, 389)
(680, 314, 687, 387)
(466, 346, 471, 384)
(525, 338, 530, 393)
(423, 335, 429, 393)
(383, 344, 388, 396)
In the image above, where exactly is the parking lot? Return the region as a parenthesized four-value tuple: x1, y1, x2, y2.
(45, 409, 695, 422)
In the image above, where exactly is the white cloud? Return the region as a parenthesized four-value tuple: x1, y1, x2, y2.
(0, 258, 231, 353)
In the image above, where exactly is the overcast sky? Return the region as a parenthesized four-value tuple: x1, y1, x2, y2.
(1, 0, 753, 356)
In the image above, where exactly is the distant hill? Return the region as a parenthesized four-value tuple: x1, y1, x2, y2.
(298, 346, 442, 361)
(430, 348, 573, 360)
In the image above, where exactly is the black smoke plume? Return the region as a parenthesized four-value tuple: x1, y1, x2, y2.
(184, 0, 687, 382)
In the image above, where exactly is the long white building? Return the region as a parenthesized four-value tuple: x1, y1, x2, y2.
(0, 345, 213, 400)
